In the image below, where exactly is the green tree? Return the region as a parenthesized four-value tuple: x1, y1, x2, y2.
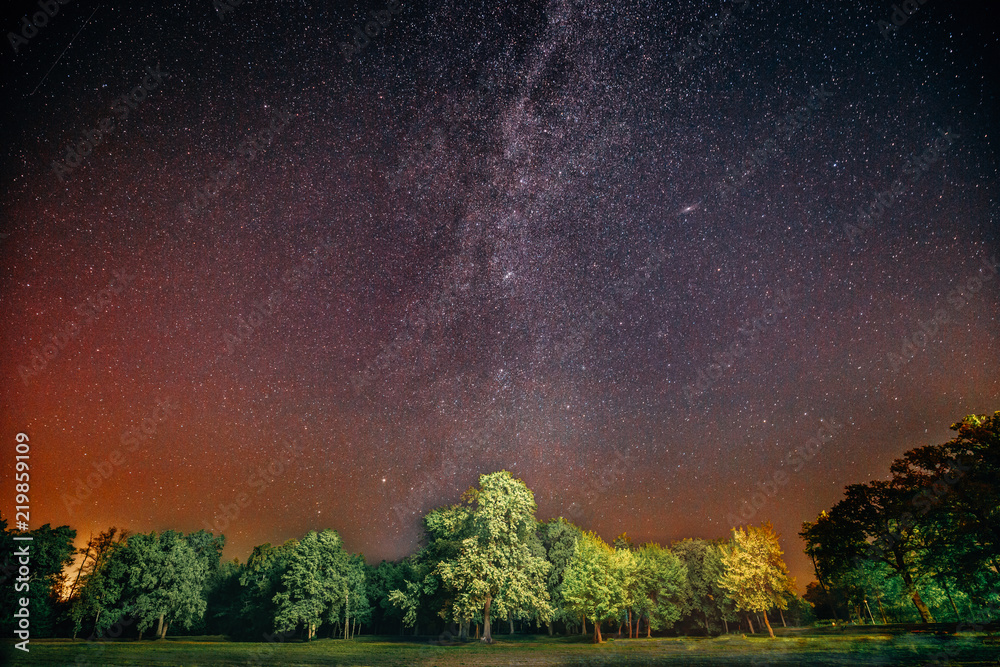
(273, 529, 350, 640)
(435, 471, 553, 643)
(538, 517, 584, 635)
(69, 528, 131, 638)
(0, 522, 76, 638)
(562, 531, 626, 643)
(366, 560, 409, 634)
(238, 540, 298, 639)
(122, 531, 213, 638)
(718, 523, 794, 638)
(803, 481, 936, 622)
(634, 543, 687, 636)
(334, 553, 369, 639)
(673, 537, 733, 634)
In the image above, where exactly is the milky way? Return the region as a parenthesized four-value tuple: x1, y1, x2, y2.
(1, 0, 997, 586)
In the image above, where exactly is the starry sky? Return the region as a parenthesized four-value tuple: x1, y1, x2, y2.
(1, 0, 998, 589)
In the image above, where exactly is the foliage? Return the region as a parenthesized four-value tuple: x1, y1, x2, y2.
(561, 531, 626, 642)
(718, 522, 794, 638)
(434, 471, 553, 642)
(273, 529, 355, 639)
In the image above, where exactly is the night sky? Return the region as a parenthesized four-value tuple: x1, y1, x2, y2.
(2, 0, 998, 589)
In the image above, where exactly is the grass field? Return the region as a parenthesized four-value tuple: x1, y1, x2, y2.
(4, 630, 999, 666)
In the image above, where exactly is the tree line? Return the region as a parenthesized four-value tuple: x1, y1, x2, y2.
(801, 412, 1000, 625)
(1, 411, 995, 643)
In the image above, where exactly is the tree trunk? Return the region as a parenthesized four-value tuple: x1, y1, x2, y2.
(476, 622, 480, 640)
(903, 574, 935, 623)
(864, 599, 876, 625)
(160, 619, 168, 640)
(628, 608, 633, 638)
(647, 614, 652, 638)
(68, 541, 93, 601)
(508, 610, 514, 635)
(746, 613, 755, 634)
(898, 563, 934, 623)
(481, 595, 493, 643)
(723, 617, 728, 634)
(810, 551, 841, 622)
(582, 614, 587, 635)
(461, 620, 469, 640)
(345, 590, 350, 640)
(547, 621, 553, 636)
(594, 619, 603, 644)
(779, 606, 786, 627)
(875, 593, 888, 624)
(156, 613, 164, 639)
(704, 610, 711, 635)
(941, 580, 961, 621)
(762, 611, 774, 638)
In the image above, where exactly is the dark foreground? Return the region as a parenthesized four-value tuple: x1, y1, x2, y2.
(4, 629, 999, 666)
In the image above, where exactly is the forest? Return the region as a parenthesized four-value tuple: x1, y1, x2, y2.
(2, 412, 997, 645)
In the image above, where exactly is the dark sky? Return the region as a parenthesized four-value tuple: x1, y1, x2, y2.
(2, 0, 997, 589)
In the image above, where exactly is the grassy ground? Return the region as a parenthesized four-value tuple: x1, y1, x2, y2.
(4, 630, 999, 666)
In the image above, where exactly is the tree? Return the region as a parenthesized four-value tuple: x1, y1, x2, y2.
(802, 412, 1000, 624)
(612, 540, 638, 638)
(562, 531, 627, 643)
(538, 518, 584, 635)
(69, 528, 132, 638)
(238, 540, 298, 639)
(673, 538, 733, 634)
(335, 554, 369, 639)
(890, 412, 1000, 593)
(435, 471, 553, 643)
(718, 523, 794, 638)
(203, 558, 243, 636)
(366, 560, 409, 635)
(634, 543, 687, 636)
(803, 481, 937, 622)
(0, 521, 77, 638)
(113, 531, 213, 639)
(273, 529, 350, 640)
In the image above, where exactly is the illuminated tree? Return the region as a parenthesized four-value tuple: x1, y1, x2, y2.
(435, 471, 553, 643)
(718, 523, 794, 638)
(562, 531, 627, 643)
